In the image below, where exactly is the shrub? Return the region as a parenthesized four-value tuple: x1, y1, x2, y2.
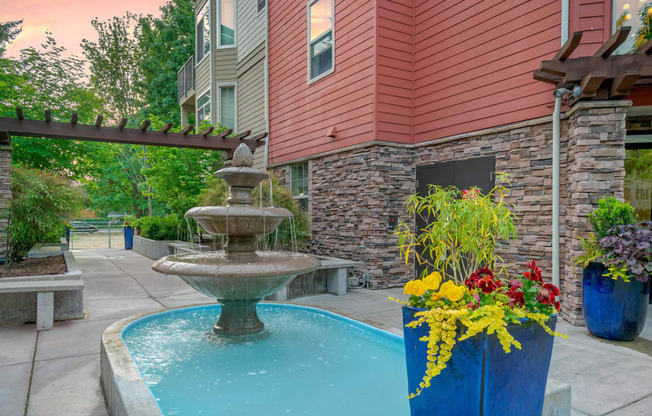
(587, 196, 636, 240)
(5, 165, 86, 263)
(137, 215, 183, 241)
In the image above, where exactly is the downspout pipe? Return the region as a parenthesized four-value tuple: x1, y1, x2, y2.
(551, 86, 581, 288)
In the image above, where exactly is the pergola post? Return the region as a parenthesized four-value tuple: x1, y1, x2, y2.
(0, 140, 12, 258)
(561, 100, 630, 324)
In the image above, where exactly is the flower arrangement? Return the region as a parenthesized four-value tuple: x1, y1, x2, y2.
(576, 197, 651, 282)
(123, 216, 137, 228)
(395, 262, 566, 398)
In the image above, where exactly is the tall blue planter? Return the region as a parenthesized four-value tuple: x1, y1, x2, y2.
(124, 226, 134, 250)
(582, 262, 649, 341)
(402, 306, 556, 416)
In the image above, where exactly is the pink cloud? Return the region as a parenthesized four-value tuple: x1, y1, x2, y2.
(1, 0, 167, 58)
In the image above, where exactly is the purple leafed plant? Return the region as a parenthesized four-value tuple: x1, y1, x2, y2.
(599, 222, 652, 283)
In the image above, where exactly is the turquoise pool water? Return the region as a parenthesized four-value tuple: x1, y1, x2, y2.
(122, 304, 410, 416)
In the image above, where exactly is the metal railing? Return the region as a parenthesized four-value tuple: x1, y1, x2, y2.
(177, 55, 195, 101)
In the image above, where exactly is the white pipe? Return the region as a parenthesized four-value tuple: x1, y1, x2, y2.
(263, 1, 270, 172)
(551, 87, 580, 288)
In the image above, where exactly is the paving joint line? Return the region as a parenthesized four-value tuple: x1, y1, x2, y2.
(103, 254, 167, 309)
(23, 330, 38, 416)
(602, 390, 652, 415)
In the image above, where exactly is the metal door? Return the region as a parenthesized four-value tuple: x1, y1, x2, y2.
(414, 156, 496, 278)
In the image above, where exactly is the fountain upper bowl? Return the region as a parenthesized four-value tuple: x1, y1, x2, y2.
(185, 206, 292, 236)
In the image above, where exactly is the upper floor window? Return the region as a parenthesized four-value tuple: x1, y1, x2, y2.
(218, 0, 235, 47)
(291, 163, 309, 211)
(219, 84, 236, 130)
(197, 89, 211, 124)
(308, 0, 334, 81)
(196, 0, 210, 62)
(257, 0, 266, 14)
(614, 1, 651, 53)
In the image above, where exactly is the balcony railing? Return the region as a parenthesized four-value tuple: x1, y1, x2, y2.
(177, 55, 194, 101)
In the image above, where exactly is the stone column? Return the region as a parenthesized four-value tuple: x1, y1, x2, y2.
(562, 100, 630, 325)
(0, 142, 12, 258)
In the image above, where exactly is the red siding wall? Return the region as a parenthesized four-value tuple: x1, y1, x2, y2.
(412, 0, 561, 143)
(570, 0, 612, 57)
(268, 0, 618, 163)
(376, 0, 414, 143)
(268, 0, 377, 165)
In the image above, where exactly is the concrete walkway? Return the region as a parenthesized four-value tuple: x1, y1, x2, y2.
(1, 248, 651, 416)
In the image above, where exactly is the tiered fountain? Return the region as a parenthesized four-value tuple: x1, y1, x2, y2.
(152, 143, 320, 335)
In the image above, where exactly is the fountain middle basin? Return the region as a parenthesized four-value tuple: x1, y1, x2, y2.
(110, 303, 410, 415)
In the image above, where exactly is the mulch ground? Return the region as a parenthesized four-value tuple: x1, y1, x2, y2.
(0, 255, 67, 278)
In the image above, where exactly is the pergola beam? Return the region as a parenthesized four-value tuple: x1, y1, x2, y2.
(554, 31, 583, 61)
(594, 26, 631, 58)
(0, 117, 261, 152)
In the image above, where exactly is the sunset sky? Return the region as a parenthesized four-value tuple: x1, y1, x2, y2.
(1, 0, 167, 59)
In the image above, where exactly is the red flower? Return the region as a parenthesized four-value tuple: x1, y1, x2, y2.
(462, 189, 480, 200)
(523, 260, 543, 283)
(509, 291, 525, 308)
(466, 267, 501, 294)
(536, 283, 561, 308)
(466, 293, 481, 310)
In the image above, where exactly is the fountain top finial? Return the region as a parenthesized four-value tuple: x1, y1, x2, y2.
(232, 143, 254, 167)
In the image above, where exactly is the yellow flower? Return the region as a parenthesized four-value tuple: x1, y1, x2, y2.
(422, 271, 442, 291)
(433, 280, 466, 302)
(404, 280, 426, 297)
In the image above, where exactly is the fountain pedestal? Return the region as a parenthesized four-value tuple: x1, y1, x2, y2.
(152, 143, 320, 336)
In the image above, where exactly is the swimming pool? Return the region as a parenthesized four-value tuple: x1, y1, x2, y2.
(121, 304, 410, 416)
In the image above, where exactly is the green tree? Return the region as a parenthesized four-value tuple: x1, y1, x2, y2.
(81, 13, 144, 121)
(136, 0, 195, 123)
(0, 32, 106, 180)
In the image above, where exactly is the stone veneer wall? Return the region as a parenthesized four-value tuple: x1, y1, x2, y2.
(0, 144, 11, 257)
(272, 101, 629, 324)
(562, 102, 629, 324)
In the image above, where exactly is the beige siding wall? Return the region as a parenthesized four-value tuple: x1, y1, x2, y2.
(194, 55, 211, 102)
(236, 0, 266, 62)
(237, 43, 266, 169)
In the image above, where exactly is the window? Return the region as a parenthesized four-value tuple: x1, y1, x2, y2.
(257, 0, 266, 13)
(196, 1, 210, 62)
(613, 1, 651, 53)
(219, 85, 236, 130)
(197, 89, 211, 124)
(291, 163, 309, 211)
(308, 0, 334, 81)
(625, 146, 652, 221)
(218, 0, 235, 47)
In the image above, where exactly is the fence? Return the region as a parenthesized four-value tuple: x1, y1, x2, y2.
(68, 220, 125, 249)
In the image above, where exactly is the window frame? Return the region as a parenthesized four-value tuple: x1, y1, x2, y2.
(216, 0, 237, 49)
(290, 162, 310, 211)
(306, 0, 335, 84)
(217, 82, 237, 131)
(257, 0, 266, 16)
(196, 87, 212, 125)
(195, 0, 211, 66)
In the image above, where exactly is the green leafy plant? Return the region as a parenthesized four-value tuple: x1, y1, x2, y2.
(395, 175, 518, 283)
(587, 196, 636, 240)
(137, 215, 183, 241)
(5, 165, 86, 263)
(574, 234, 603, 268)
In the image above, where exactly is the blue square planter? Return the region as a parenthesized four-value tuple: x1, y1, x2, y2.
(582, 262, 649, 341)
(402, 306, 556, 416)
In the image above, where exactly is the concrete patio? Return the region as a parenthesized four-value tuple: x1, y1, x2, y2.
(1, 248, 652, 416)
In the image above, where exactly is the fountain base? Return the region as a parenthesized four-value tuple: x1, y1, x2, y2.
(213, 299, 264, 336)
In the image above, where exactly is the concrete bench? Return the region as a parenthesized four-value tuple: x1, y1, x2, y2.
(316, 256, 362, 296)
(0, 280, 84, 331)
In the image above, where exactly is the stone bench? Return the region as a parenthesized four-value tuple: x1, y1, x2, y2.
(0, 280, 84, 330)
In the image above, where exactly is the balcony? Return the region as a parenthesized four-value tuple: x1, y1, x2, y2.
(177, 55, 195, 105)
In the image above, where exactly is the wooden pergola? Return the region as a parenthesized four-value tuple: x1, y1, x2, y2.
(534, 26, 652, 104)
(0, 107, 266, 157)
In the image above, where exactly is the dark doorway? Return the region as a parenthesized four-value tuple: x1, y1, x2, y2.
(414, 156, 496, 278)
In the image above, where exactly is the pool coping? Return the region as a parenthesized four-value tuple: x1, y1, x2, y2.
(100, 301, 404, 416)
